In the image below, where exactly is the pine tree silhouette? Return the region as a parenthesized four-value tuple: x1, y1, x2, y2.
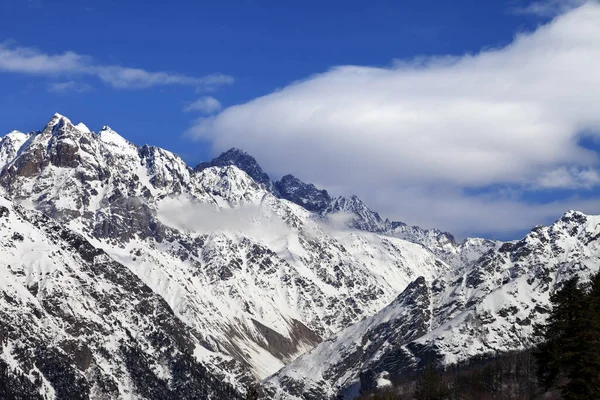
(535, 272, 600, 399)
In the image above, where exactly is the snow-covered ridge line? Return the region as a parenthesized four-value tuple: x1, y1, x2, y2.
(0, 114, 458, 393)
(0, 113, 495, 261)
(266, 210, 600, 399)
(2, 113, 597, 400)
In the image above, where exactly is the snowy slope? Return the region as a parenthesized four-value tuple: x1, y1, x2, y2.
(3, 113, 597, 400)
(0, 130, 31, 171)
(0, 197, 246, 399)
(266, 211, 600, 399)
(0, 114, 450, 384)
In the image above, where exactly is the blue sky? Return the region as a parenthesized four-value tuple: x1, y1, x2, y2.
(0, 0, 549, 161)
(0, 0, 598, 239)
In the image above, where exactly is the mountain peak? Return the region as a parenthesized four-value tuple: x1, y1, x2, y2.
(75, 122, 91, 134)
(222, 147, 249, 156)
(555, 209, 589, 229)
(561, 209, 586, 219)
(2, 130, 28, 141)
(0, 130, 32, 171)
(274, 174, 331, 213)
(45, 113, 74, 132)
(98, 125, 130, 149)
(42, 113, 95, 138)
(326, 195, 385, 232)
(52, 112, 71, 121)
(195, 147, 271, 188)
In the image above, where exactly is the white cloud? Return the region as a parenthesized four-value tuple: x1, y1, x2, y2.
(535, 167, 600, 189)
(513, 0, 588, 17)
(157, 197, 291, 242)
(370, 186, 600, 237)
(0, 42, 234, 90)
(0, 43, 86, 74)
(188, 2, 600, 236)
(93, 67, 232, 90)
(47, 81, 93, 93)
(184, 96, 223, 114)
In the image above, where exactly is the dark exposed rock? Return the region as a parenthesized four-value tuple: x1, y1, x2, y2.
(10, 232, 23, 242)
(195, 148, 271, 189)
(274, 174, 332, 213)
(34, 347, 90, 400)
(0, 358, 45, 400)
(59, 340, 93, 371)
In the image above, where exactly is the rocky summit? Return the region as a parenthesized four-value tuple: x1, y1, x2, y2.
(1, 114, 600, 399)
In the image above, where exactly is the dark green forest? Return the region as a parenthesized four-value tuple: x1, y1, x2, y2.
(357, 272, 600, 400)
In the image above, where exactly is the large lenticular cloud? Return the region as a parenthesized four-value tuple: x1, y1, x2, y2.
(188, 2, 600, 237)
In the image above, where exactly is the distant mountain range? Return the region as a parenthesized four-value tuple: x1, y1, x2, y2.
(0, 114, 598, 399)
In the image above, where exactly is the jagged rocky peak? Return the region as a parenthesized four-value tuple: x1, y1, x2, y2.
(0, 114, 192, 241)
(1, 113, 95, 177)
(43, 113, 92, 138)
(191, 147, 410, 240)
(325, 194, 386, 232)
(274, 174, 332, 213)
(388, 222, 457, 256)
(97, 124, 142, 154)
(195, 147, 272, 188)
(46, 112, 71, 128)
(559, 209, 588, 225)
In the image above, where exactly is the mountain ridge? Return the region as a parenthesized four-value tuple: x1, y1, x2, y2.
(0, 113, 470, 257)
(265, 209, 600, 399)
(1, 113, 598, 400)
(0, 114, 460, 397)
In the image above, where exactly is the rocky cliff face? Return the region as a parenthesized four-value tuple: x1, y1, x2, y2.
(274, 174, 332, 213)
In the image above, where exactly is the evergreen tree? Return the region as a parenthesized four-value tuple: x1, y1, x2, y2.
(561, 272, 600, 399)
(414, 363, 450, 400)
(535, 276, 584, 389)
(535, 272, 600, 399)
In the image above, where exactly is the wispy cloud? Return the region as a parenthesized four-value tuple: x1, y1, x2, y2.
(512, 0, 588, 17)
(47, 81, 93, 93)
(94, 67, 233, 90)
(0, 42, 234, 90)
(157, 197, 291, 241)
(184, 96, 223, 114)
(535, 167, 600, 189)
(188, 2, 600, 236)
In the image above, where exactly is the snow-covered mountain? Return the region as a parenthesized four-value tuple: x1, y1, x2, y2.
(265, 211, 600, 399)
(195, 147, 273, 190)
(1, 113, 597, 400)
(0, 197, 244, 399)
(0, 114, 462, 397)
